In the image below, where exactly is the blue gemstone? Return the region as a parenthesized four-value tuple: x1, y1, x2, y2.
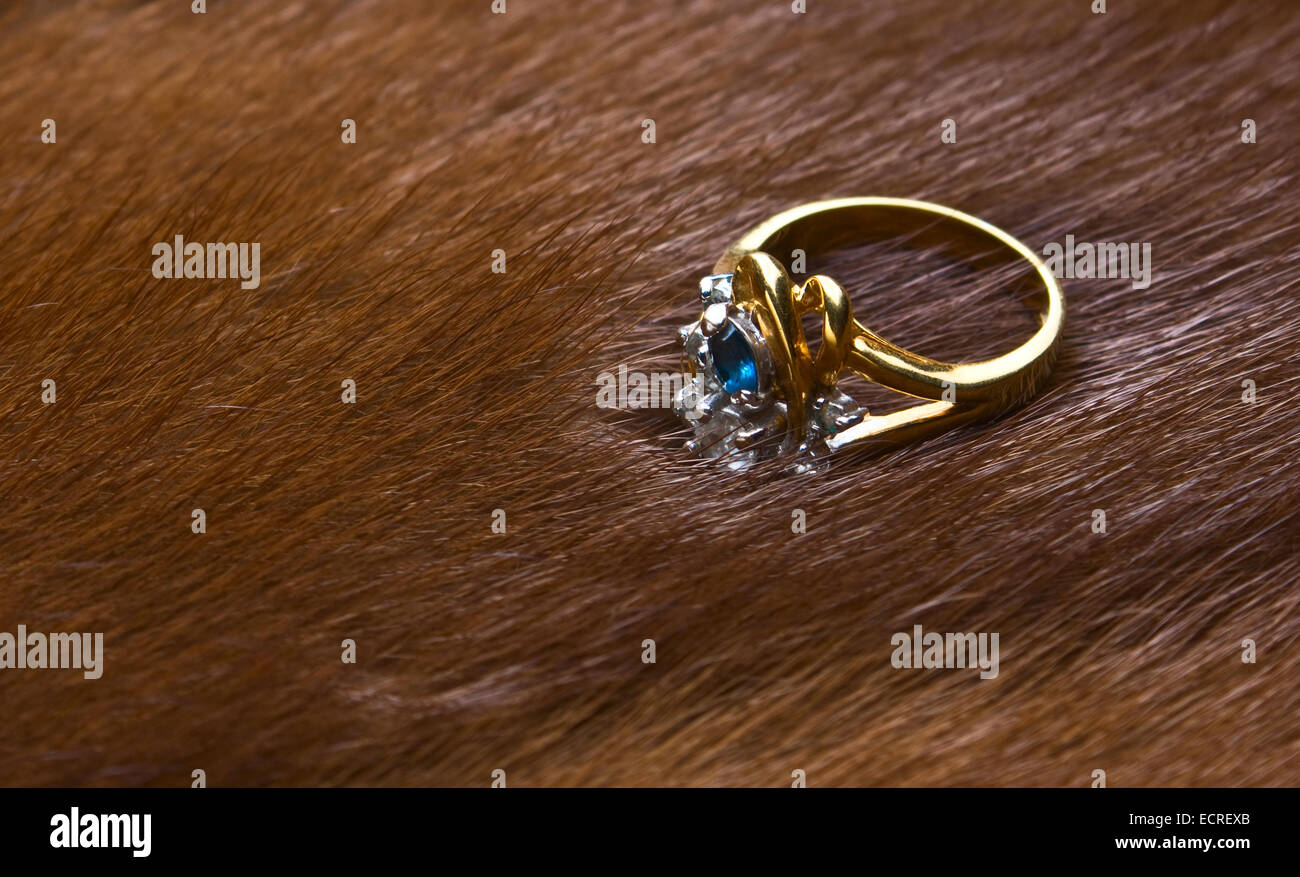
(708, 321, 758, 394)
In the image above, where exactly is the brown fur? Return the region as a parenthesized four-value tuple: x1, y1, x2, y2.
(0, 0, 1297, 787)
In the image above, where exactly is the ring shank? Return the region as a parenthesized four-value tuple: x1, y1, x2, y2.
(713, 197, 1064, 417)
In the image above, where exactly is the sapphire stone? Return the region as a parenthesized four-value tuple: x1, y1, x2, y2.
(708, 320, 758, 394)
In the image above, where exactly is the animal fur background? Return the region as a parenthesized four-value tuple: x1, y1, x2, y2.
(0, 0, 1296, 787)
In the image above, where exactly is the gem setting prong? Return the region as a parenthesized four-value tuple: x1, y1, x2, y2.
(673, 263, 860, 470)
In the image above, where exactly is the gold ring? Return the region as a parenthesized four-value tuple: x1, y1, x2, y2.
(672, 197, 1065, 470)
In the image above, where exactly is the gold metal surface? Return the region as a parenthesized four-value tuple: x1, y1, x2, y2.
(714, 197, 1065, 452)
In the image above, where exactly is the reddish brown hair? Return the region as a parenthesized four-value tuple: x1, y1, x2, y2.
(0, 0, 1296, 786)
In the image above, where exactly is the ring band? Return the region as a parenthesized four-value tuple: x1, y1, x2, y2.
(672, 197, 1065, 469)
